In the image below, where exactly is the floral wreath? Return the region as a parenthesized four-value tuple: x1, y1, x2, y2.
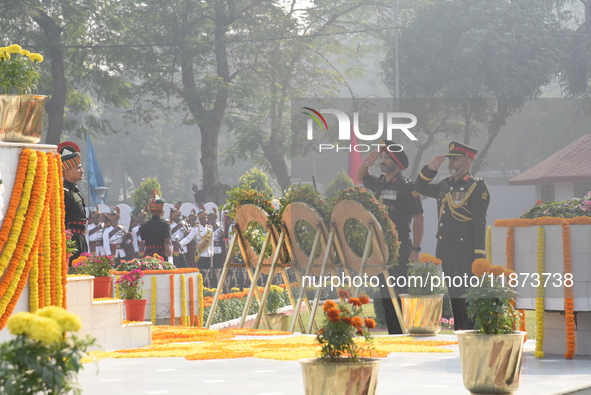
(278, 183, 327, 222)
(223, 187, 280, 231)
(332, 186, 400, 267)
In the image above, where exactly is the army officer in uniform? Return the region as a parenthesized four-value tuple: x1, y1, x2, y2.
(59, 142, 88, 265)
(357, 140, 425, 334)
(414, 141, 490, 330)
(139, 191, 173, 263)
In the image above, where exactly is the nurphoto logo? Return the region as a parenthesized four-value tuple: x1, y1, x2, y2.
(302, 107, 418, 152)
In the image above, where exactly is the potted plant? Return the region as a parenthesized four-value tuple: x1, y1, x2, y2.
(0, 306, 95, 395)
(456, 258, 524, 395)
(400, 252, 445, 336)
(71, 253, 115, 298)
(265, 285, 289, 331)
(0, 44, 47, 143)
(299, 289, 380, 395)
(115, 269, 148, 321)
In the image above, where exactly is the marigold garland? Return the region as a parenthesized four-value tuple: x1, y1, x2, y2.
(115, 276, 121, 299)
(533, 226, 546, 358)
(506, 227, 514, 271)
(56, 152, 67, 307)
(112, 268, 200, 275)
(561, 221, 576, 359)
(0, 149, 30, 252)
(494, 217, 591, 227)
(189, 278, 195, 326)
(0, 151, 48, 329)
(151, 276, 157, 324)
(169, 274, 175, 326)
(180, 274, 188, 326)
(49, 154, 61, 305)
(198, 273, 204, 328)
(486, 225, 492, 262)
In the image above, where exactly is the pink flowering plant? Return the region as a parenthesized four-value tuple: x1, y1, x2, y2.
(71, 253, 114, 277)
(115, 269, 145, 300)
(521, 191, 591, 218)
(116, 254, 175, 271)
(441, 317, 454, 330)
(64, 229, 78, 255)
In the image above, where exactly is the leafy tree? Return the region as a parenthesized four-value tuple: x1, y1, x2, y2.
(133, 178, 162, 215)
(238, 168, 273, 200)
(324, 170, 354, 199)
(0, 0, 131, 144)
(383, 0, 564, 174)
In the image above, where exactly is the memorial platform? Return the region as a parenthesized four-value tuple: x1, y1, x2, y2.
(77, 334, 591, 395)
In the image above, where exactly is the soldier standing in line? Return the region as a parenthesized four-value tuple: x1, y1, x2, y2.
(139, 191, 173, 263)
(184, 210, 198, 268)
(132, 210, 147, 258)
(59, 142, 88, 265)
(103, 207, 129, 264)
(357, 140, 425, 335)
(208, 210, 224, 269)
(180, 209, 213, 269)
(170, 208, 190, 268)
(86, 208, 105, 256)
(414, 141, 490, 331)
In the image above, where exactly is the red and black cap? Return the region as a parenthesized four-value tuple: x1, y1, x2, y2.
(445, 141, 478, 159)
(108, 206, 121, 218)
(148, 190, 165, 212)
(57, 141, 81, 170)
(379, 140, 409, 170)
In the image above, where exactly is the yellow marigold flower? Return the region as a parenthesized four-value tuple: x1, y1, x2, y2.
(230, 287, 240, 292)
(37, 307, 83, 333)
(322, 300, 337, 312)
(351, 316, 363, 327)
(21, 50, 30, 56)
(28, 316, 62, 344)
(270, 285, 284, 293)
(326, 307, 340, 323)
(0, 53, 11, 61)
(7, 312, 35, 336)
(7, 44, 23, 53)
(472, 258, 491, 277)
(490, 265, 505, 277)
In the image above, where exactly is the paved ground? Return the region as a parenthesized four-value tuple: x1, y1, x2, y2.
(77, 335, 591, 395)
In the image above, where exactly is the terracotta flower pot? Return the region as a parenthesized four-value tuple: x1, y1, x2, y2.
(124, 299, 148, 321)
(93, 276, 113, 298)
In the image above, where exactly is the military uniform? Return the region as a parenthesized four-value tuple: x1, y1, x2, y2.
(64, 179, 88, 262)
(139, 215, 171, 260)
(361, 140, 424, 334)
(170, 216, 191, 268)
(414, 142, 490, 330)
(87, 221, 105, 256)
(103, 222, 128, 259)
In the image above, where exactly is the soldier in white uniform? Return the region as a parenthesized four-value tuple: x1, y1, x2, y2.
(86, 209, 105, 256)
(170, 209, 190, 267)
(180, 210, 213, 269)
(132, 210, 147, 258)
(103, 207, 129, 262)
(208, 211, 224, 268)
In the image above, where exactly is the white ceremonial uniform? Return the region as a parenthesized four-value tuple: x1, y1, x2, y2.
(180, 223, 213, 258)
(103, 223, 128, 258)
(86, 222, 106, 256)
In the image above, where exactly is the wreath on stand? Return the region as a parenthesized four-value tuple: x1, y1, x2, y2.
(331, 186, 400, 267)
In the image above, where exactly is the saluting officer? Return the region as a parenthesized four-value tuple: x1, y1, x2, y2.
(357, 140, 425, 335)
(414, 141, 490, 330)
(139, 191, 173, 263)
(59, 142, 88, 265)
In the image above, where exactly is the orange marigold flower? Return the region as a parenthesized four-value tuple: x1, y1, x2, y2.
(337, 289, 350, 299)
(348, 297, 362, 307)
(503, 269, 516, 277)
(419, 253, 436, 263)
(472, 258, 492, 277)
(327, 307, 340, 323)
(323, 300, 337, 312)
(490, 265, 505, 277)
(356, 327, 364, 335)
(358, 294, 370, 305)
(364, 318, 377, 329)
(351, 316, 363, 327)
(341, 316, 352, 325)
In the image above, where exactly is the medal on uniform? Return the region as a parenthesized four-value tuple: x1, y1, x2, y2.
(381, 190, 398, 201)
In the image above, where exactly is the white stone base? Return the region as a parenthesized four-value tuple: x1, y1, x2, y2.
(542, 312, 591, 355)
(66, 276, 152, 351)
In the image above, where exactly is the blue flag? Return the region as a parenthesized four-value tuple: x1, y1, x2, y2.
(86, 135, 106, 206)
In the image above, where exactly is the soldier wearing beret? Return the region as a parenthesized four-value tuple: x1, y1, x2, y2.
(357, 140, 425, 334)
(414, 141, 490, 330)
(139, 191, 173, 263)
(59, 142, 88, 265)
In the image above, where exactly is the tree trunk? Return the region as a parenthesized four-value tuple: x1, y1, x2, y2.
(32, 12, 66, 145)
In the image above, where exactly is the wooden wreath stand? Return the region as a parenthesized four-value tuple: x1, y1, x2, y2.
(330, 200, 406, 334)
